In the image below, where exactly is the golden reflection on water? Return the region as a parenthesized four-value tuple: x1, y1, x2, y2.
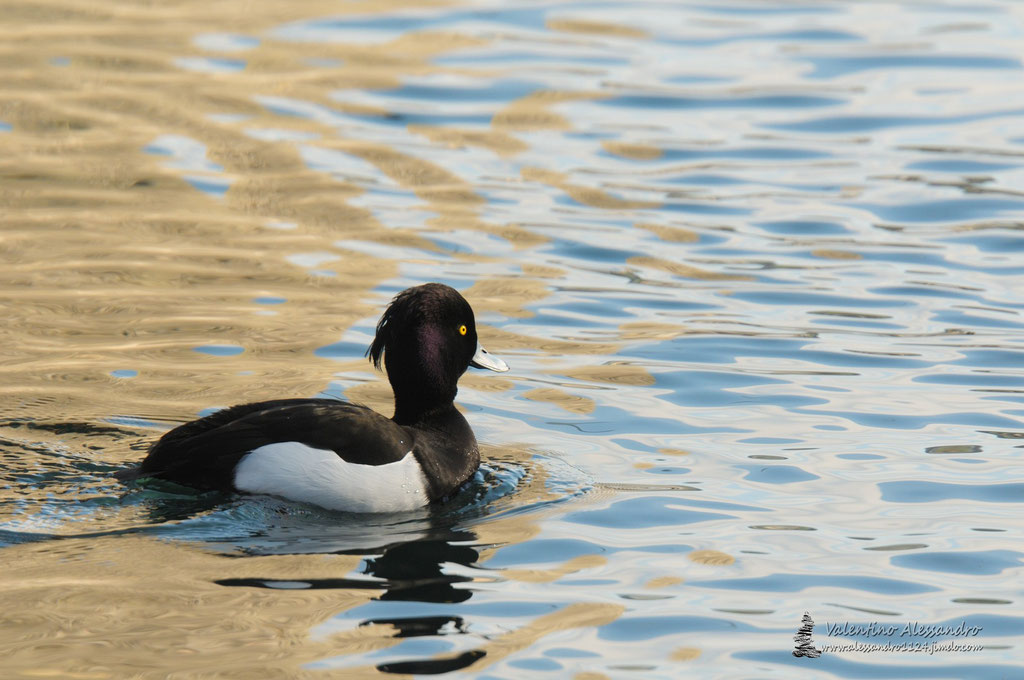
(0, 0, 586, 423)
(1, 537, 371, 677)
(0, 0, 624, 675)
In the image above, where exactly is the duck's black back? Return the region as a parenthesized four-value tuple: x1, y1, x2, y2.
(139, 399, 414, 492)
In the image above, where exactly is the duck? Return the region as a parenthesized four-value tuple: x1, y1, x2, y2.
(131, 282, 509, 513)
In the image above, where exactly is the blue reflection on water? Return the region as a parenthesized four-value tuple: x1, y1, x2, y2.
(906, 159, 1019, 173)
(767, 107, 1024, 133)
(891, 550, 1023, 575)
(193, 344, 245, 356)
(879, 481, 1024, 503)
(693, 573, 938, 594)
(600, 94, 844, 110)
(801, 54, 1021, 79)
(566, 496, 734, 528)
(598, 615, 760, 640)
(738, 464, 821, 484)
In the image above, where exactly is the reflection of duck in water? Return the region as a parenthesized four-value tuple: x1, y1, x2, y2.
(124, 283, 508, 512)
(217, 530, 487, 674)
(217, 531, 478, 603)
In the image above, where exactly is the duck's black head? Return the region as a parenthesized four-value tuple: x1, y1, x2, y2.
(368, 283, 507, 424)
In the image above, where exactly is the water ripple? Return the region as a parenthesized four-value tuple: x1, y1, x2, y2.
(2, 0, 1023, 677)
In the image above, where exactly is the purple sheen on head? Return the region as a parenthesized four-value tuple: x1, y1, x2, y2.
(418, 324, 445, 374)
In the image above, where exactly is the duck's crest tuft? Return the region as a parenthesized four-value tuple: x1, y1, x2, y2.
(366, 283, 456, 370)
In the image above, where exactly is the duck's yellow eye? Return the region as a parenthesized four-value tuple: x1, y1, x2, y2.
(459, 325, 467, 336)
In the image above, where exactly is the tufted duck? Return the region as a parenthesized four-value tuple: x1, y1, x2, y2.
(131, 282, 509, 512)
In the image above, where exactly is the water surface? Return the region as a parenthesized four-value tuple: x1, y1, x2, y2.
(1, 0, 1023, 677)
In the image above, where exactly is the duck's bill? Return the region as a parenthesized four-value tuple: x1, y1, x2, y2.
(470, 344, 509, 372)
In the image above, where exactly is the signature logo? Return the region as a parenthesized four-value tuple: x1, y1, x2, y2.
(793, 612, 822, 658)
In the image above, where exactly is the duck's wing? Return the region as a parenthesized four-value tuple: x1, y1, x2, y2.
(137, 399, 412, 491)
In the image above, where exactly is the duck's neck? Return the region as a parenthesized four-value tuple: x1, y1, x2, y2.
(392, 394, 457, 427)
(388, 361, 460, 426)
